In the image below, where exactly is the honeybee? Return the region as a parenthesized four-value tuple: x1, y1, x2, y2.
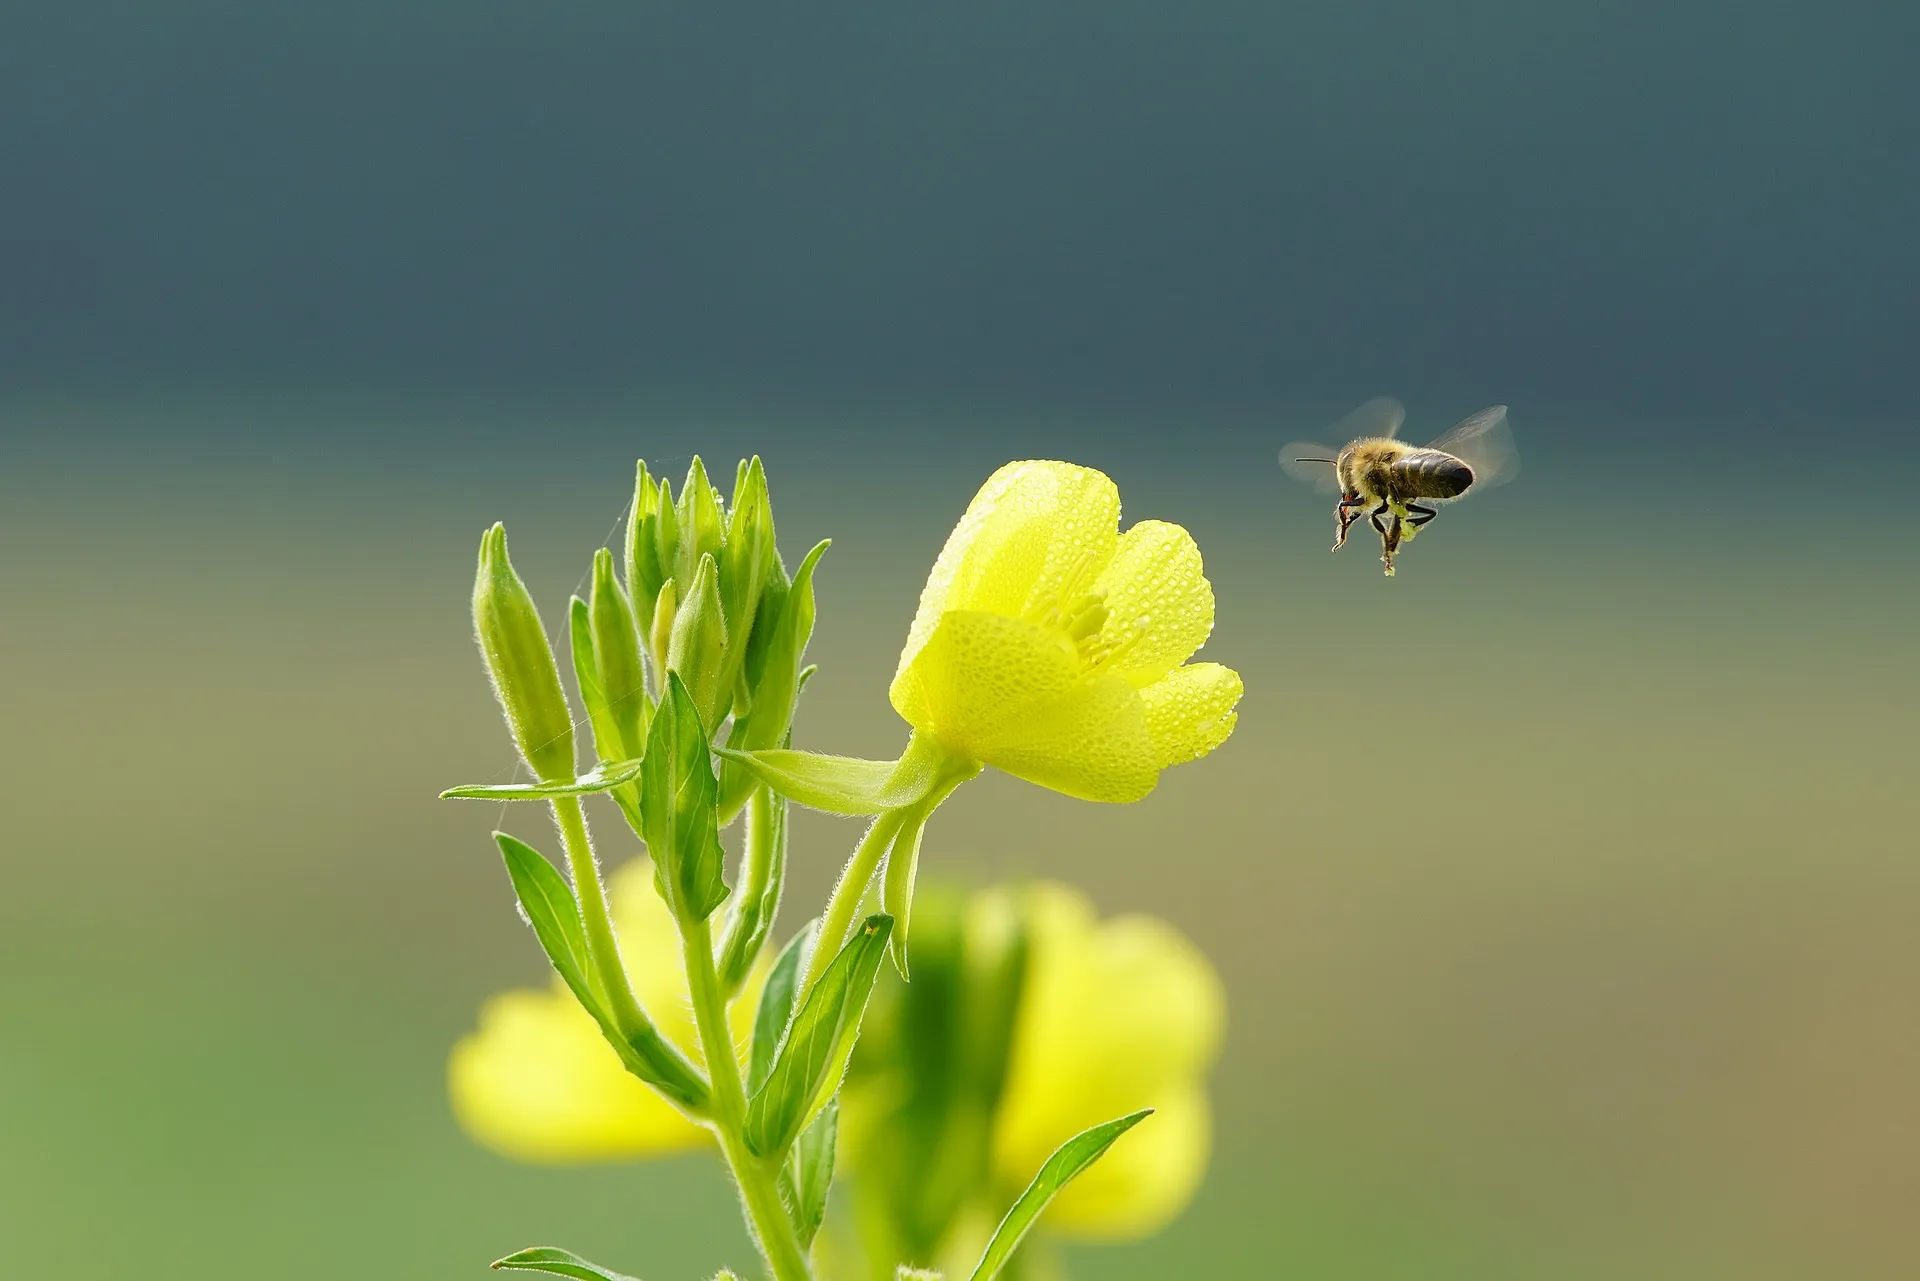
(1279, 397, 1520, 576)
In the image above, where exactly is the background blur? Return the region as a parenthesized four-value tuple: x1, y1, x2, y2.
(3, 3, 1916, 1278)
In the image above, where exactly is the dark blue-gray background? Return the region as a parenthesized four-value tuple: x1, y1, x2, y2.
(3, 0, 1914, 416)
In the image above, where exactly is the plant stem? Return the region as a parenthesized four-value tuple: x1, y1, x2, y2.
(800, 807, 906, 999)
(550, 796, 652, 1032)
(682, 915, 816, 1281)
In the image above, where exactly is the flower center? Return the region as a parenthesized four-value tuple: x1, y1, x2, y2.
(1022, 552, 1146, 674)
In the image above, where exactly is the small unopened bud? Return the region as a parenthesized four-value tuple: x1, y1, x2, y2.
(589, 547, 650, 756)
(719, 455, 777, 691)
(648, 577, 678, 685)
(677, 457, 727, 585)
(667, 552, 729, 733)
(624, 460, 666, 637)
(472, 523, 575, 782)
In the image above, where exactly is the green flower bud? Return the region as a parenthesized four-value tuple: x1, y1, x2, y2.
(677, 457, 727, 586)
(653, 478, 681, 600)
(472, 523, 575, 782)
(648, 577, 678, 689)
(568, 595, 625, 763)
(667, 552, 729, 733)
(719, 455, 777, 699)
(589, 547, 650, 757)
(624, 460, 666, 641)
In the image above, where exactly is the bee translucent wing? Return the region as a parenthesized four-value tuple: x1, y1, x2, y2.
(1328, 396, 1406, 442)
(1426, 405, 1520, 490)
(1279, 443, 1343, 494)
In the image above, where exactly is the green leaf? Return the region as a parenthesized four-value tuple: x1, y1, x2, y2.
(745, 914, 893, 1156)
(491, 1245, 644, 1281)
(966, 1110, 1154, 1281)
(640, 674, 730, 923)
(789, 1094, 838, 1246)
(494, 833, 708, 1110)
(494, 833, 601, 1017)
(441, 757, 644, 801)
(750, 919, 816, 1096)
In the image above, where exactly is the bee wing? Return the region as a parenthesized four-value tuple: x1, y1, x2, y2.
(1426, 405, 1520, 491)
(1278, 442, 1343, 493)
(1329, 396, 1406, 441)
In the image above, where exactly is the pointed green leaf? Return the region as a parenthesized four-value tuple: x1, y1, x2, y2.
(790, 1094, 838, 1246)
(441, 757, 645, 801)
(491, 1246, 643, 1281)
(966, 1110, 1154, 1281)
(745, 914, 893, 1156)
(494, 832, 600, 1017)
(750, 919, 816, 1096)
(640, 674, 729, 923)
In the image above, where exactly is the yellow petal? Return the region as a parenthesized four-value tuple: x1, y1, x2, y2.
(967, 673, 1160, 803)
(893, 462, 1120, 691)
(448, 986, 708, 1162)
(1138, 662, 1243, 768)
(1092, 519, 1215, 682)
(991, 883, 1225, 1236)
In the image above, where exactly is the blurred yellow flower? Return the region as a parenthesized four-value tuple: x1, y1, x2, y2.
(448, 856, 761, 1162)
(985, 881, 1226, 1239)
(890, 461, 1241, 803)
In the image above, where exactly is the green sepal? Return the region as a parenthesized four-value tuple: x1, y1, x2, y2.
(640, 673, 730, 924)
(717, 785, 788, 994)
(441, 757, 644, 801)
(719, 730, 970, 817)
(779, 1094, 838, 1247)
(750, 919, 815, 1096)
(965, 1110, 1154, 1281)
(878, 770, 971, 979)
(590, 547, 651, 756)
(491, 1246, 644, 1281)
(491, 834, 708, 1109)
(745, 914, 893, 1156)
(678, 457, 726, 584)
(568, 596, 627, 763)
(625, 461, 665, 630)
(718, 539, 830, 819)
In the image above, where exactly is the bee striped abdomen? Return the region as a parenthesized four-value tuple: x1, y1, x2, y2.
(1391, 449, 1474, 500)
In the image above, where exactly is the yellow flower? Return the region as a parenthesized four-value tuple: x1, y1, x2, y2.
(987, 881, 1226, 1239)
(448, 856, 761, 1162)
(890, 461, 1242, 802)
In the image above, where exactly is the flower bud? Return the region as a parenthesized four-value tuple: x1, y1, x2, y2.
(589, 547, 651, 757)
(676, 457, 727, 586)
(719, 455, 777, 698)
(472, 523, 575, 782)
(648, 576, 678, 686)
(666, 552, 729, 733)
(624, 460, 667, 641)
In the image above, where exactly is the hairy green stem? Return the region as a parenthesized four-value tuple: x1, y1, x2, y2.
(682, 915, 815, 1281)
(800, 807, 906, 999)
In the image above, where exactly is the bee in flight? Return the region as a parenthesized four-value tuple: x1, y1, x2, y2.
(1279, 397, 1520, 576)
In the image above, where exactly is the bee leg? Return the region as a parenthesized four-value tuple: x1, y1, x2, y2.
(1370, 505, 1399, 576)
(1404, 503, 1437, 529)
(1333, 495, 1365, 550)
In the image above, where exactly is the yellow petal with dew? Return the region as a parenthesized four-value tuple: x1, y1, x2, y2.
(891, 610, 1083, 753)
(1091, 519, 1215, 683)
(893, 462, 1120, 688)
(1139, 661, 1243, 769)
(966, 672, 1160, 803)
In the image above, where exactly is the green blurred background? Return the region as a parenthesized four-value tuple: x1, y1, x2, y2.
(3, 1, 1918, 1275)
(2, 400, 1914, 1279)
